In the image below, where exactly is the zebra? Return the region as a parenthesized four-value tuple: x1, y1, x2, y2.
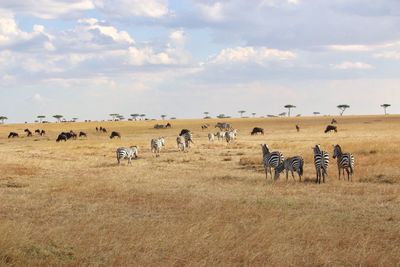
(207, 133, 215, 142)
(274, 156, 304, 182)
(116, 146, 139, 165)
(215, 122, 231, 131)
(176, 136, 186, 152)
(216, 131, 226, 141)
(313, 144, 330, 184)
(225, 130, 237, 143)
(181, 131, 194, 148)
(151, 137, 165, 157)
(261, 144, 284, 180)
(333, 144, 355, 181)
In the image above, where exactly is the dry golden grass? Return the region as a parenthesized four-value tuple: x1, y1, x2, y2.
(0, 115, 399, 266)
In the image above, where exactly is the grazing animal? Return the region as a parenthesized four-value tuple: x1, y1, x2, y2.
(331, 119, 337, 124)
(151, 137, 165, 157)
(176, 136, 186, 152)
(99, 127, 107, 133)
(24, 129, 32, 137)
(165, 123, 171, 128)
(154, 124, 165, 129)
(274, 156, 304, 181)
(215, 122, 231, 131)
(8, 132, 19, 138)
(110, 131, 121, 139)
(251, 127, 264, 135)
(35, 129, 41, 135)
(313, 145, 330, 184)
(69, 130, 77, 139)
(216, 131, 226, 141)
(116, 146, 139, 165)
(179, 129, 191, 136)
(201, 124, 209, 130)
(79, 131, 87, 138)
(225, 130, 237, 143)
(296, 125, 300, 132)
(40, 130, 45, 136)
(56, 133, 68, 142)
(207, 133, 215, 142)
(325, 125, 337, 133)
(333, 144, 355, 181)
(181, 131, 194, 148)
(261, 144, 284, 180)
(96, 127, 99, 132)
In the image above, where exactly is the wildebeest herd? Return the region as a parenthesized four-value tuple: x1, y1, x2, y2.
(6, 120, 351, 183)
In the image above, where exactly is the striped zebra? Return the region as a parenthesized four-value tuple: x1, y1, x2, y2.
(176, 136, 186, 152)
(313, 144, 330, 184)
(181, 132, 194, 148)
(225, 130, 237, 143)
(261, 144, 284, 180)
(208, 133, 215, 142)
(116, 146, 139, 165)
(151, 137, 165, 157)
(216, 131, 226, 141)
(333, 144, 355, 181)
(274, 156, 304, 181)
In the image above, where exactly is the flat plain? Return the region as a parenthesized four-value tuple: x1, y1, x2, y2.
(0, 115, 399, 266)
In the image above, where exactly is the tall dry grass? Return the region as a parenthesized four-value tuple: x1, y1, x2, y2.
(0, 115, 399, 266)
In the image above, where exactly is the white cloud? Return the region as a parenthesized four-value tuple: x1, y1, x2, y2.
(93, 0, 170, 18)
(211, 46, 296, 64)
(327, 44, 372, 52)
(374, 51, 400, 60)
(332, 61, 374, 70)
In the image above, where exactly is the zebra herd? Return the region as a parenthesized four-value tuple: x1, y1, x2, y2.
(262, 143, 355, 183)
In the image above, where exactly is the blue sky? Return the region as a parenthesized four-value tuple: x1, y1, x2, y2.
(0, 0, 399, 122)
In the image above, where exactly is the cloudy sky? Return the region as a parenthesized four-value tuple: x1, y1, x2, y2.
(1, 0, 399, 122)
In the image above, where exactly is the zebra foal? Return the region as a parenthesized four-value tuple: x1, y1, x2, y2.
(274, 156, 304, 182)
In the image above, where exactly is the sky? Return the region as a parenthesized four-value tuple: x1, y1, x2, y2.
(0, 0, 399, 122)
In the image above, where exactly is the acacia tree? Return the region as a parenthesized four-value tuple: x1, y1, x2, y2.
(72, 117, 78, 122)
(252, 112, 256, 118)
(279, 112, 287, 117)
(313, 112, 320, 116)
(117, 115, 125, 121)
(381, 104, 391, 115)
(284, 105, 296, 117)
(109, 113, 119, 121)
(238, 110, 246, 118)
(337, 104, 350, 116)
(140, 114, 146, 120)
(161, 114, 167, 120)
(217, 114, 226, 119)
(37, 115, 46, 123)
(0, 116, 8, 124)
(53, 115, 63, 122)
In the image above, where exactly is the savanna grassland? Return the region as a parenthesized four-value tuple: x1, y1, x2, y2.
(0, 116, 399, 266)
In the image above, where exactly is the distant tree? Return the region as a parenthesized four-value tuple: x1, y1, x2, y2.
(337, 104, 350, 116)
(238, 110, 246, 118)
(37, 115, 46, 123)
(217, 114, 226, 119)
(130, 114, 140, 121)
(0, 116, 8, 124)
(53, 115, 63, 122)
(117, 115, 125, 121)
(72, 117, 78, 122)
(381, 104, 391, 115)
(170, 117, 177, 120)
(279, 112, 287, 117)
(313, 112, 320, 116)
(140, 114, 146, 120)
(251, 112, 256, 118)
(161, 114, 167, 120)
(203, 111, 209, 118)
(109, 113, 119, 121)
(284, 105, 296, 117)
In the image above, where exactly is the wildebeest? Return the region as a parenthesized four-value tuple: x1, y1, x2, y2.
(40, 130, 46, 136)
(165, 123, 171, 128)
(215, 122, 231, 131)
(96, 127, 99, 132)
(110, 131, 121, 139)
(8, 132, 19, 138)
(79, 131, 87, 138)
(56, 133, 68, 142)
(35, 129, 45, 136)
(99, 127, 107, 133)
(24, 129, 32, 137)
(201, 124, 209, 130)
(179, 129, 191, 136)
(331, 119, 338, 124)
(325, 125, 337, 133)
(251, 127, 264, 135)
(296, 125, 300, 132)
(69, 130, 77, 139)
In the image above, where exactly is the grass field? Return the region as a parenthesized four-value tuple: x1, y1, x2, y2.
(0, 115, 399, 266)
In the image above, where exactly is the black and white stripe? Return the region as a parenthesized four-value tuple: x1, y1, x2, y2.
(313, 144, 329, 184)
(116, 146, 139, 165)
(207, 133, 215, 142)
(176, 136, 186, 152)
(181, 132, 194, 148)
(333, 144, 355, 181)
(261, 144, 284, 180)
(274, 156, 304, 181)
(151, 137, 165, 157)
(225, 130, 237, 143)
